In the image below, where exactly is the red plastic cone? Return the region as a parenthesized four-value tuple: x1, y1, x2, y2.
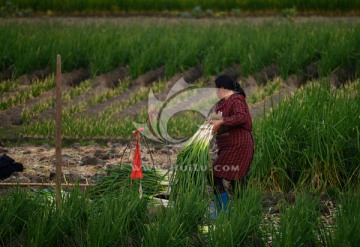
(131, 128, 144, 179)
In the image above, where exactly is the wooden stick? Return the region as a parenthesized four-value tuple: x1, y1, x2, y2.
(55, 54, 62, 209)
(0, 183, 94, 187)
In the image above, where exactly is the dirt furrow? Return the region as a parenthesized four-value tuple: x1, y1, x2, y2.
(115, 64, 245, 120)
(68, 66, 128, 106)
(0, 68, 91, 126)
(81, 66, 166, 117)
(114, 65, 204, 119)
(0, 67, 54, 101)
(37, 67, 127, 122)
(18, 67, 53, 85)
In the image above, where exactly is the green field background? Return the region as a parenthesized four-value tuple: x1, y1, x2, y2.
(1, 21, 359, 79)
(1, 0, 360, 12)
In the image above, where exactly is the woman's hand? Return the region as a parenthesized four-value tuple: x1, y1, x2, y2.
(211, 119, 224, 133)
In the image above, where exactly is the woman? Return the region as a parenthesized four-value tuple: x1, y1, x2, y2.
(210, 74, 254, 217)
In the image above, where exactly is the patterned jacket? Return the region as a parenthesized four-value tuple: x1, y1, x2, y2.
(213, 93, 254, 180)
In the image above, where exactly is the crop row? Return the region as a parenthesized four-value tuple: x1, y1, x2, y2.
(0, 79, 19, 94)
(22, 80, 167, 139)
(21, 77, 282, 139)
(1, 21, 359, 79)
(0, 76, 55, 110)
(1, 0, 359, 12)
(21, 80, 93, 123)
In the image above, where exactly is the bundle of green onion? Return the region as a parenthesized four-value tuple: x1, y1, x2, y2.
(87, 164, 163, 198)
(171, 121, 214, 196)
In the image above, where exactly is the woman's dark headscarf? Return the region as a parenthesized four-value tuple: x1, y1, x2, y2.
(215, 74, 246, 98)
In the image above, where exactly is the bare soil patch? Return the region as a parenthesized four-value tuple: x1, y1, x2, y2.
(1, 142, 179, 184)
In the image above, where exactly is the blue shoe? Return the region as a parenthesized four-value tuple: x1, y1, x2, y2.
(216, 191, 229, 211)
(211, 192, 229, 219)
(211, 212, 217, 220)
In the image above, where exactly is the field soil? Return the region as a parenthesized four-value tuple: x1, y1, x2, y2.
(1, 142, 179, 184)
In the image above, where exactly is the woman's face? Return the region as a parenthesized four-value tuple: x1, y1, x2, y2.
(216, 87, 231, 99)
(216, 87, 223, 99)
(216, 88, 224, 99)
